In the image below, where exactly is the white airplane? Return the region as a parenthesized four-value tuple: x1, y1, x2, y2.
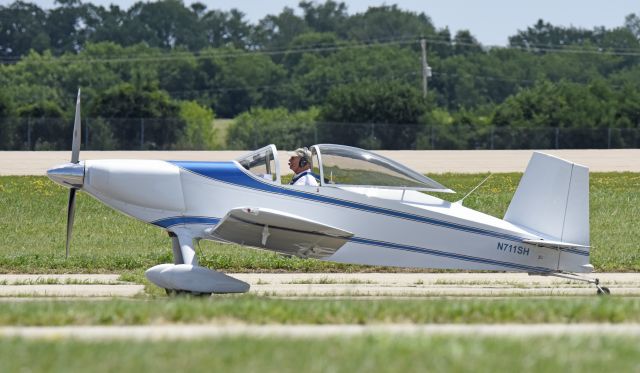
(48, 91, 610, 295)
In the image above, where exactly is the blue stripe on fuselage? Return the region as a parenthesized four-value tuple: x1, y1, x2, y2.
(152, 216, 220, 228)
(168, 161, 588, 257)
(350, 236, 551, 273)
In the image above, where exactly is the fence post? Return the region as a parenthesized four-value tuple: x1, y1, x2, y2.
(490, 126, 494, 150)
(85, 117, 89, 149)
(430, 125, 435, 149)
(372, 123, 376, 146)
(314, 122, 318, 144)
(554, 127, 559, 149)
(27, 117, 32, 150)
(253, 120, 257, 149)
(607, 127, 611, 149)
(140, 118, 145, 150)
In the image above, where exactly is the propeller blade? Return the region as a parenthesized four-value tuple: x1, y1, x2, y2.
(71, 88, 81, 164)
(65, 188, 77, 258)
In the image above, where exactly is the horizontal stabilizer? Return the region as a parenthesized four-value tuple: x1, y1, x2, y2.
(522, 238, 590, 250)
(208, 207, 353, 259)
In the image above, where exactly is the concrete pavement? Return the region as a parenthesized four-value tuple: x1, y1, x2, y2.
(2, 149, 639, 175)
(1, 273, 639, 298)
(2, 323, 640, 340)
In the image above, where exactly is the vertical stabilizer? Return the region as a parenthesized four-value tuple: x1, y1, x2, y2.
(504, 152, 589, 246)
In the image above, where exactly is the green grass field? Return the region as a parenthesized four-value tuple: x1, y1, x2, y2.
(1, 297, 640, 326)
(0, 173, 638, 273)
(2, 335, 639, 373)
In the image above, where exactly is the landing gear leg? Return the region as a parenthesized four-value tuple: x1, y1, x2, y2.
(168, 232, 184, 265)
(145, 229, 249, 296)
(594, 278, 610, 296)
(532, 271, 611, 295)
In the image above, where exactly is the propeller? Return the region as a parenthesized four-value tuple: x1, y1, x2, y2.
(65, 88, 82, 258)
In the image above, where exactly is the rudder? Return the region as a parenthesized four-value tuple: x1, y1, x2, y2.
(504, 152, 589, 247)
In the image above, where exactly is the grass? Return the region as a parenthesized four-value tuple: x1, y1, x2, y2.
(0, 173, 638, 273)
(283, 277, 375, 284)
(1, 297, 640, 325)
(2, 335, 640, 373)
(0, 278, 120, 285)
(211, 118, 233, 149)
(1, 335, 639, 373)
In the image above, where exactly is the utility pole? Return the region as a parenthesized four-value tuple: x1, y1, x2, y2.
(420, 38, 432, 98)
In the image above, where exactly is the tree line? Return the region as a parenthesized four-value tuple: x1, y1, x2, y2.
(1, 0, 639, 150)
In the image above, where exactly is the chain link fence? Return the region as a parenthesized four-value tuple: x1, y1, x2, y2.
(1, 117, 638, 150)
(0, 117, 184, 150)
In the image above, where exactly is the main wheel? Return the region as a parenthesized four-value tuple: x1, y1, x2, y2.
(597, 287, 611, 295)
(169, 289, 212, 297)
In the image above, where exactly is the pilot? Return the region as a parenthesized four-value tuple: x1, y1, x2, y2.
(288, 147, 318, 186)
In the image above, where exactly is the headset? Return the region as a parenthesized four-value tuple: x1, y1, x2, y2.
(298, 147, 309, 168)
(298, 156, 308, 168)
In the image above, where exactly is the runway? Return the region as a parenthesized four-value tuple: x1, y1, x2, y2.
(2, 273, 639, 340)
(1, 273, 639, 298)
(2, 149, 639, 175)
(2, 323, 640, 340)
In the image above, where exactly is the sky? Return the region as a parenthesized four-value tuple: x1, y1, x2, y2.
(2, 0, 638, 46)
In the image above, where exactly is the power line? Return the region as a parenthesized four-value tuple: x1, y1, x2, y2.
(2, 34, 639, 65)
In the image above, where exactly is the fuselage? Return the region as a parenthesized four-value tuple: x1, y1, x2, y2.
(69, 159, 591, 273)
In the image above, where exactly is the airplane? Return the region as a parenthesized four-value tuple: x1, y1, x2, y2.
(47, 90, 610, 296)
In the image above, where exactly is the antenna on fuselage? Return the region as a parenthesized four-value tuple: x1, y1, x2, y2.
(454, 173, 492, 206)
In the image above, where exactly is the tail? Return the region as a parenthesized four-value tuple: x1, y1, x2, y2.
(505, 152, 589, 247)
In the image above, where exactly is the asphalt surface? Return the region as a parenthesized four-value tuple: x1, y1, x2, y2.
(2, 149, 639, 175)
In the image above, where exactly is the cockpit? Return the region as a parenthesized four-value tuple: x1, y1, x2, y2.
(235, 144, 453, 193)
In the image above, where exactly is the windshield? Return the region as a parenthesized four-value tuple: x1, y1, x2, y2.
(236, 144, 280, 184)
(314, 144, 453, 192)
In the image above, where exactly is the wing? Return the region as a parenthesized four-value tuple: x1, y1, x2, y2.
(206, 207, 353, 259)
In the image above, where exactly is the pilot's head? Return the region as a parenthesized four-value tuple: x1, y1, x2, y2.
(288, 147, 313, 174)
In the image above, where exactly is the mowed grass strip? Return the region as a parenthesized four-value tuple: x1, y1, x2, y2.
(1, 297, 640, 326)
(0, 173, 638, 272)
(2, 335, 640, 373)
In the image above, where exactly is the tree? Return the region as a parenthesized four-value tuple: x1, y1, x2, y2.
(86, 4, 130, 46)
(624, 13, 640, 40)
(0, 91, 15, 149)
(89, 84, 185, 149)
(199, 8, 253, 49)
(16, 100, 67, 150)
(299, 1, 348, 34)
(254, 7, 309, 50)
(196, 47, 287, 117)
(320, 81, 427, 149)
(509, 19, 600, 49)
(174, 100, 216, 149)
(45, 0, 93, 54)
(490, 80, 629, 148)
(226, 107, 319, 149)
(290, 44, 420, 109)
(0, 1, 49, 57)
(121, 0, 205, 50)
(453, 30, 483, 54)
(281, 32, 341, 70)
(344, 5, 436, 42)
